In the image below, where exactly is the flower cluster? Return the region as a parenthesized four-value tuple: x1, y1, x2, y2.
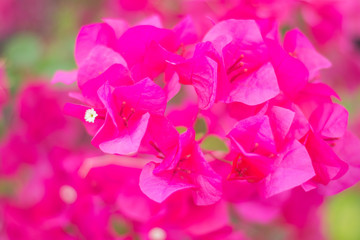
(40, 15, 360, 238)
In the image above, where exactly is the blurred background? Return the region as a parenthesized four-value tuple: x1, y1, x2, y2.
(1, 0, 360, 239)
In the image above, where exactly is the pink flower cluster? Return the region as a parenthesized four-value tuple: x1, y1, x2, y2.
(16, 15, 355, 239)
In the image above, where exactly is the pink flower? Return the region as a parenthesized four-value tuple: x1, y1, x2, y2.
(172, 19, 281, 110)
(227, 108, 315, 197)
(302, 103, 352, 191)
(283, 29, 332, 79)
(140, 128, 222, 205)
(65, 77, 166, 155)
(202, 19, 280, 105)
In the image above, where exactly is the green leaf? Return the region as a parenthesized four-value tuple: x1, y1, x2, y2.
(195, 117, 207, 134)
(200, 135, 229, 152)
(176, 126, 188, 134)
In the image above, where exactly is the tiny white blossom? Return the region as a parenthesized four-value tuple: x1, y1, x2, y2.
(84, 108, 98, 123)
(59, 185, 77, 204)
(148, 227, 166, 240)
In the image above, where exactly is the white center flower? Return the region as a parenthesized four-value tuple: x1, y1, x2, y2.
(84, 108, 98, 123)
(148, 227, 166, 240)
(59, 185, 77, 204)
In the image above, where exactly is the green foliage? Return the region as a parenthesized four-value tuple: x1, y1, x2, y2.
(200, 135, 229, 153)
(176, 126, 188, 134)
(4, 33, 42, 68)
(326, 188, 360, 240)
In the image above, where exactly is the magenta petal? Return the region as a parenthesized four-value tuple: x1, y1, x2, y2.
(300, 82, 340, 100)
(203, 19, 262, 54)
(173, 15, 198, 46)
(91, 113, 118, 148)
(167, 103, 198, 128)
(143, 115, 179, 155)
(262, 140, 315, 198)
(266, 38, 309, 96)
(95, 113, 150, 155)
(176, 55, 217, 110)
(275, 54, 309, 96)
(117, 25, 177, 68)
(135, 41, 183, 80)
(139, 161, 195, 203)
(287, 104, 310, 140)
(284, 29, 331, 78)
(306, 131, 348, 185)
(75, 22, 118, 65)
(268, 106, 295, 147)
(97, 82, 120, 128)
(141, 129, 222, 205)
(164, 71, 181, 101)
(192, 173, 223, 206)
(77, 45, 128, 87)
(321, 132, 360, 195)
(113, 78, 166, 115)
(309, 103, 348, 139)
(80, 63, 133, 107)
(228, 115, 276, 154)
(226, 62, 279, 105)
(189, 146, 222, 206)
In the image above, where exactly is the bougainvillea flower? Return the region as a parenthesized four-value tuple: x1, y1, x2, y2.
(308, 103, 348, 139)
(228, 113, 315, 197)
(80, 156, 232, 239)
(202, 19, 280, 105)
(77, 45, 129, 88)
(303, 131, 348, 189)
(300, 102, 353, 192)
(294, 82, 340, 118)
(318, 131, 360, 195)
(174, 44, 218, 109)
(267, 106, 295, 149)
(262, 140, 315, 197)
(65, 77, 166, 155)
(31, 12, 360, 239)
(228, 115, 276, 156)
(283, 29, 332, 79)
(74, 19, 128, 66)
(117, 25, 177, 75)
(266, 37, 309, 97)
(140, 128, 222, 205)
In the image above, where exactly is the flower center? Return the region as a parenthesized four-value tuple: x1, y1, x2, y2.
(227, 54, 248, 82)
(84, 108, 98, 123)
(119, 101, 135, 127)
